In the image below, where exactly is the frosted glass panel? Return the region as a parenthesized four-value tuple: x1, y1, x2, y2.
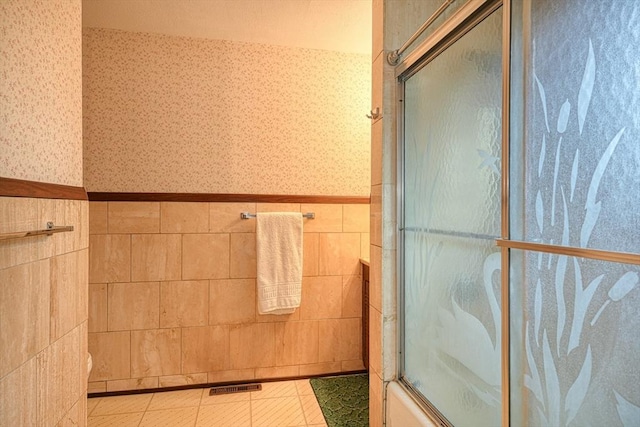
(510, 250, 640, 426)
(510, 2, 640, 426)
(511, 0, 640, 254)
(402, 8, 502, 426)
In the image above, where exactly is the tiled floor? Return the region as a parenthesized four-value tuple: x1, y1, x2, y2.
(87, 379, 328, 427)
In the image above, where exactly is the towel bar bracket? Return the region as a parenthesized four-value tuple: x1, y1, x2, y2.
(240, 212, 315, 220)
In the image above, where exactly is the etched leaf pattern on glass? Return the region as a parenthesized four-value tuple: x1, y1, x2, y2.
(523, 39, 640, 426)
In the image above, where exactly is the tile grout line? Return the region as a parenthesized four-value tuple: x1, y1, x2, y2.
(297, 381, 310, 427)
(193, 388, 204, 427)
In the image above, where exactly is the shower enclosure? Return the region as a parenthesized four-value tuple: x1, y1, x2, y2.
(397, 1, 640, 426)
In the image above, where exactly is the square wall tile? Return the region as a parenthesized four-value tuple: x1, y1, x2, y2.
(0, 260, 50, 378)
(381, 248, 397, 316)
(256, 203, 300, 214)
(299, 362, 342, 377)
(0, 232, 37, 271)
(182, 326, 229, 374)
(80, 200, 90, 248)
(161, 202, 209, 234)
(302, 233, 319, 276)
(372, 54, 383, 123)
(342, 359, 366, 372)
(299, 204, 342, 232)
(318, 318, 361, 363)
(89, 283, 108, 333)
(36, 198, 65, 258)
(63, 200, 83, 253)
(79, 321, 88, 394)
(56, 396, 86, 427)
(229, 323, 275, 369)
(229, 233, 256, 278)
(0, 357, 36, 427)
(37, 326, 82, 426)
(210, 279, 255, 325)
(50, 251, 82, 341)
(131, 328, 181, 377)
(77, 248, 89, 323)
(317, 233, 342, 277)
(382, 313, 397, 382)
(318, 233, 361, 276)
(300, 276, 342, 320)
(370, 185, 382, 247)
(89, 235, 130, 283)
(361, 233, 370, 260)
(343, 204, 370, 233)
(158, 373, 208, 388)
(0, 197, 38, 235)
(160, 280, 209, 328)
(369, 306, 382, 378)
(108, 282, 160, 331)
(108, 202, 160, 234)
(370, 244, 382, 312)
(87, 382, 106, 394)
(107, 377, 159, 393)
(371, 104, 383, 187)
(88, 331, 131, 381)
(255, 304, 300, 323)
(182, 234, 229, 280)
(275, 321, 319, 366)
(255, 365, 300, 380)
(0, 197, 38, 270)
(369, 372, 383, 427)
(131, 234, 182, 282)
(381, 184, 397, 249)
(210, 203, 256, 233)
(342, 275, 362, 318)
(89, 202, 108, 234)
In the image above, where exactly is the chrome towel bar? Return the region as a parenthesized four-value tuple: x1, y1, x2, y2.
(240, 212, 315, 220)
(0, 222, 74, 242)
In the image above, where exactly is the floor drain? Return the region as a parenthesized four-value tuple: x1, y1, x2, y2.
(209, 383, 262, 396)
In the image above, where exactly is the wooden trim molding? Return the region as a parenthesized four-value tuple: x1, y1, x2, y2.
(0, 177, 87, 200)
(87, 192, 370, 204)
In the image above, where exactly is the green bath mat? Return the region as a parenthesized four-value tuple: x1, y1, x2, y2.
(310, 374, 369, 427)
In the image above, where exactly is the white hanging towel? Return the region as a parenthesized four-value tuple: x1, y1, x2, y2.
(256, 212, 303, 314)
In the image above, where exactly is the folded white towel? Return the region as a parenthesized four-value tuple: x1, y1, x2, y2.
(256, 212, 303, 315)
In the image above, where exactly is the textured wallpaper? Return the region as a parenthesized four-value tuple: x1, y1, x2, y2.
(0, 0, 83, 186)
(83, 28, 371, 196)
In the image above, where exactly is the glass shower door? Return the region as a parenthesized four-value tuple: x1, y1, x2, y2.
(401, 7, 503, 427)
(509, 1, 640, 425)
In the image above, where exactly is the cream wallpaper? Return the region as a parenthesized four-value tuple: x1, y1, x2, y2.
(0, 0, 83, 186)
(83, 28, 371, 196)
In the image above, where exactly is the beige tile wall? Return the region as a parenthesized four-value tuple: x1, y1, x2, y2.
(87, 201, 370, 392)
(0, 197, 89, 426)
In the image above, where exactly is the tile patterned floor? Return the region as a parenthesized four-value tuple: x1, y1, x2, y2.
(87, 379, 328, 427)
